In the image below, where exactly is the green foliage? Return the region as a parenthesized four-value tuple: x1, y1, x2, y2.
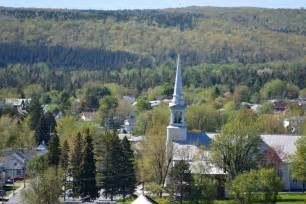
(97, 95, 119, 128)
(191, 176, 218, 204)
(22, 167, 62, 204)
(211, 110, 262, 180)
(71, 132, 83, 197)
(1, 7, 306, 68)
(27, 155, 48, 177)
(258, 102, 273, 115)
(186, 103, 218, 132)
(0, 115, 34, 150)
(28, 97, 43, 130)
(260, 80, 287, 100)
(100, 131, 124, 200)
(84, 85, 111, 109)
(23, 84, 44, 98)
(60, 140, 70, 172)
(47, 133, 61, 166)
(80, 129, 97, 199)
(120, 136, 137, 199)
(230, 168, 283, 204)
(257, 114, 286, 134)
(35, 112, 57, 144)
(132, 111, 151, 135)
(56, 115, 97, 144)
(135, 97, 151, 113)
(167, 160, 193, 203)
(140, 105, 169, 188)
(233, 85, 250, 105)
(98, 133, 136, 200)
(289, 136, 306, 184)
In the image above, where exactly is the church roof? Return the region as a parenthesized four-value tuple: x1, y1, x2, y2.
(261, 134, 302, 161)
(176, 132, 212, 148)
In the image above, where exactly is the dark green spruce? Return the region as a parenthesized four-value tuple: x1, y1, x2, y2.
(71, 132, 83, 197)
(80, 129, 97, 199)
(47, 133, 61, 166)
(119, 136, 137, 199)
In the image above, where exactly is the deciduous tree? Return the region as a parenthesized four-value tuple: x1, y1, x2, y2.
(211, 110, 262, 180)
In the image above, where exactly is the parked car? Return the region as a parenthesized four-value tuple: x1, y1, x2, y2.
(5, 179, 13, 184)
(13, 176, 24, 181)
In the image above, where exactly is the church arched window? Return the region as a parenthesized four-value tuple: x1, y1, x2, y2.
(174, 111, 182, 124)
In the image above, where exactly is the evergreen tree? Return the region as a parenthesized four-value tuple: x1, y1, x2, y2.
(29, 97, 43, 130)
(35, 114, 48, 145)
(100, 131, 123, 200)
(34, 112, 57, 145)
(60, 140, 70, 200)
(80, 129, 97, 199)
(60, 140, 70, 172)
(44, 112, 57, 132)
(168, 160, 193, 204)
(47, 133, 60, 166)
(119, 136, 137, 199)
(71, 132, 83, 197)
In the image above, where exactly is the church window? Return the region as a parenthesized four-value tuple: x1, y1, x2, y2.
(174, 111, 182, 124)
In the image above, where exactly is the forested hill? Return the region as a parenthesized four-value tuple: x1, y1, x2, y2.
(0, 6, 306, 69)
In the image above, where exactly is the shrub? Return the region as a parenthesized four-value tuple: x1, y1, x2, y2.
(230, 168, 282, 204)
(191, 175, 218, 204)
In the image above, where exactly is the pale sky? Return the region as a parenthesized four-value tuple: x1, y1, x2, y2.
(1, 0, 306, 10)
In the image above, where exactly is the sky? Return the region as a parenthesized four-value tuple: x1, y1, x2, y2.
(1, 0, 306, 10)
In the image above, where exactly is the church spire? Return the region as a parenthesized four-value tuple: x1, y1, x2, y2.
(172, 55, 184, 106)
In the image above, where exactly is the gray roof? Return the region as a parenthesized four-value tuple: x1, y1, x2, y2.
(261, 134, 302, 161)
(174, 133, 303, 165)
(176, 132, 212, 148)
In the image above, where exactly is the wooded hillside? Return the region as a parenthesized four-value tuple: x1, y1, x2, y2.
(0, 6, 306, 69)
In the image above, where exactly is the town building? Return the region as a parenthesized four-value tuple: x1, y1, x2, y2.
(166, 56, 305, 192)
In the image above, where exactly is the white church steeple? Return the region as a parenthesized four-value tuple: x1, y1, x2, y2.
(167, 55, 187, 141)
(165, 55, 188, 186)
(171, 55, 184, 106)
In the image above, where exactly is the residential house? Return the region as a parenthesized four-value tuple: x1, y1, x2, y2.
(0, 148, 47, 179)
(272, 100, 288, 112)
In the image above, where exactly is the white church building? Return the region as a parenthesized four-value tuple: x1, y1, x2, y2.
(165, 56, 305, 191)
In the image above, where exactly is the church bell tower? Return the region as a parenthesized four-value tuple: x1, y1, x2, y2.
(167, 55, 187, 146)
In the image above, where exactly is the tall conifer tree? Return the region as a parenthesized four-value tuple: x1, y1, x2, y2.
(71, 132, 83, 197)
(60, 140, 70, 173)
(29, 97, 43, 130)
(80, 129, 97, 199)
(60, 140, 70, 200)
(120, 136, 137, 199)
(47, 133, 60, 166)
(100, 131, 123, 200)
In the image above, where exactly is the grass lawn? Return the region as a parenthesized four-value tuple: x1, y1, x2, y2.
(118, 193, 306, 204)
(276, 193, 306, 204)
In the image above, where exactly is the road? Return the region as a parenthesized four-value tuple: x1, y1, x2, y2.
(6, 184, 26, 204)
